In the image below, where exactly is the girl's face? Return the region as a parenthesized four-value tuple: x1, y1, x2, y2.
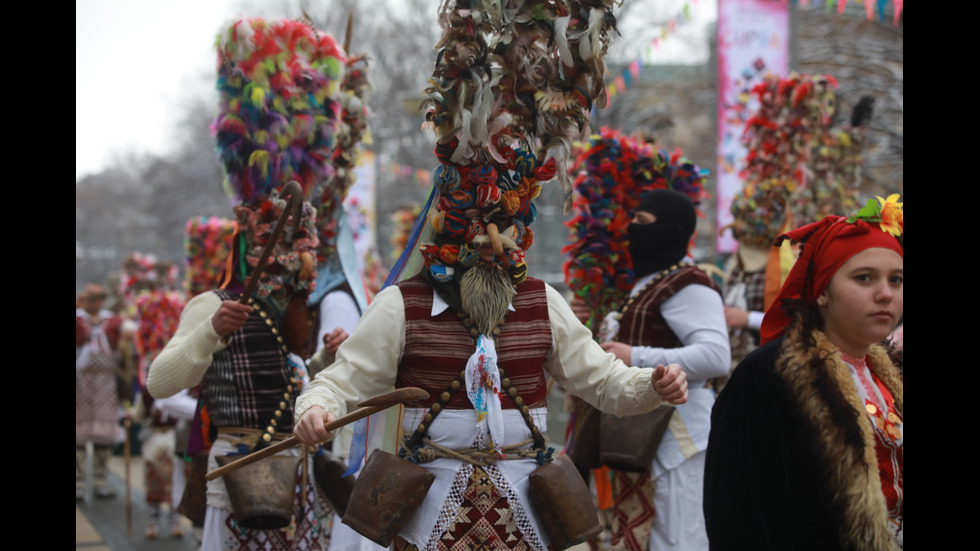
(818, 247, 903, 358)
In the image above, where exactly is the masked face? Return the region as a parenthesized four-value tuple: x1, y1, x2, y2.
(422, 156, 545, 288)
(627, 211, 687, 278)
(627, 190, 696, 278)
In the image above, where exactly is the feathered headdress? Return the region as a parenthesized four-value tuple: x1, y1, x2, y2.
(212, 17, 347, 300)
(727, 72, 839, 245)
(563, 127, 708, 331)
(183, 216, 236, 299)
(794, 95, 873, 225)
(119, 252, 179, 306)
(409, 0, 620, 288)
(313, 47, 373, 263)
(214, 17, 346, 203)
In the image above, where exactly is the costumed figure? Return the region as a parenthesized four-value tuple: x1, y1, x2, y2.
(122, 254, 189, 538)
(148, 16, 347, 551)
(307, 20, 373, 374)
(293, 3, 690, 551)
(173, 216, 237, 530)
(563, 130, 726, 551)
(722, 185, 787, 371)
(722, 73, 850, 371)
(704, 195, 903, 550)
(76, 283, 125, 501)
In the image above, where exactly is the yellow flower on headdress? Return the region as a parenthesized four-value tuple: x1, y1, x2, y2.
(875, 194, 903, 236)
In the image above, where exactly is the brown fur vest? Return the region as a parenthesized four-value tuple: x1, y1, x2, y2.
(774, 329, 903, 551)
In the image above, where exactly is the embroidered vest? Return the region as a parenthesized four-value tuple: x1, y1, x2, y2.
(396, 275, 553, 409)
(617, 265, 720, 347)
(203, 290, 296, 431)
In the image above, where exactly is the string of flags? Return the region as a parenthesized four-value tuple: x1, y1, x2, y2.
(605, 0, 902, 102)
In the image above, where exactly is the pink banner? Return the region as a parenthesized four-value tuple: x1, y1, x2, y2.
(715, 0, 789, 253)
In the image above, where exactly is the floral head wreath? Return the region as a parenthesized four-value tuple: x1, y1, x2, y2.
(410, 0, 619, 288)
(212, 17, 346, 296)
(847, 193, 903, 242)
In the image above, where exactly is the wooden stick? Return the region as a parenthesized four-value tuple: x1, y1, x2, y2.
(124, 417, 132, 537)
(205, 403, 387, 481)
(343, 11, 354, 54)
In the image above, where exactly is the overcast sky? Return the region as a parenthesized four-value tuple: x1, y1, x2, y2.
(76, 0, 238, 179)
(76, 0, 716, 181)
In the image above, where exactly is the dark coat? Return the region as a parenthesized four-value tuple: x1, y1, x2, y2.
(703, 330, 902, 551)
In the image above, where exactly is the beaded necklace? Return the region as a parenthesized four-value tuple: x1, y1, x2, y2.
(599, 262, 693, 343)
(250, 296, 304, 449)
(400, 308, 549, 464)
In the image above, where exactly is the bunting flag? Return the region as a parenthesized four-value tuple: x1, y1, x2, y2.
(796, 0, 903, 24)
(605, 0, 901, 105)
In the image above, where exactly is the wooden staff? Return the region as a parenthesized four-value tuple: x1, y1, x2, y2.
(343, 11, 354, 54)
(239, 180, 304, 305)
(123, 416, 132, 537)
(206, 387, 428, 481)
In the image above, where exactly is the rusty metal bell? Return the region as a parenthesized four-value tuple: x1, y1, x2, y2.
(214, 453, 301, 529)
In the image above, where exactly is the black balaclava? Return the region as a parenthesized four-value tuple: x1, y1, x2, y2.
(627, 189, 697, 278)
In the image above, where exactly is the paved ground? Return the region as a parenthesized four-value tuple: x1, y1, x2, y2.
(76, 455, 201, 550)
(76, 454, 599, 551)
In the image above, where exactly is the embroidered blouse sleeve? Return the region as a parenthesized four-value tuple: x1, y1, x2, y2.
(147, 292, 227, 399)
(295, 285, 406, 422)
(542, 283, 663, 416)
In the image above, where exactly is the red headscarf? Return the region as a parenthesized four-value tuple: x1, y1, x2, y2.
(759, 216, 903, 344)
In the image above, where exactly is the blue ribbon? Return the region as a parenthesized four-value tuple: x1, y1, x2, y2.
(342, 417, 370, 476)
(383, 185, 439, 289)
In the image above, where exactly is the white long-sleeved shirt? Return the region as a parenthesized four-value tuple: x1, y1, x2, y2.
(295, 280, 665, 423)
(146, 292, 226, 400)
(627, 278, 731, 384)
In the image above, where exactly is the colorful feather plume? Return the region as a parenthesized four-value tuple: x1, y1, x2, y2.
(134, 290, 186, 386)
(728, 72, 855, 244)
(214, 17, 346, 205)
(183, 216, 236, 299)
(119, 252, 179, 306)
